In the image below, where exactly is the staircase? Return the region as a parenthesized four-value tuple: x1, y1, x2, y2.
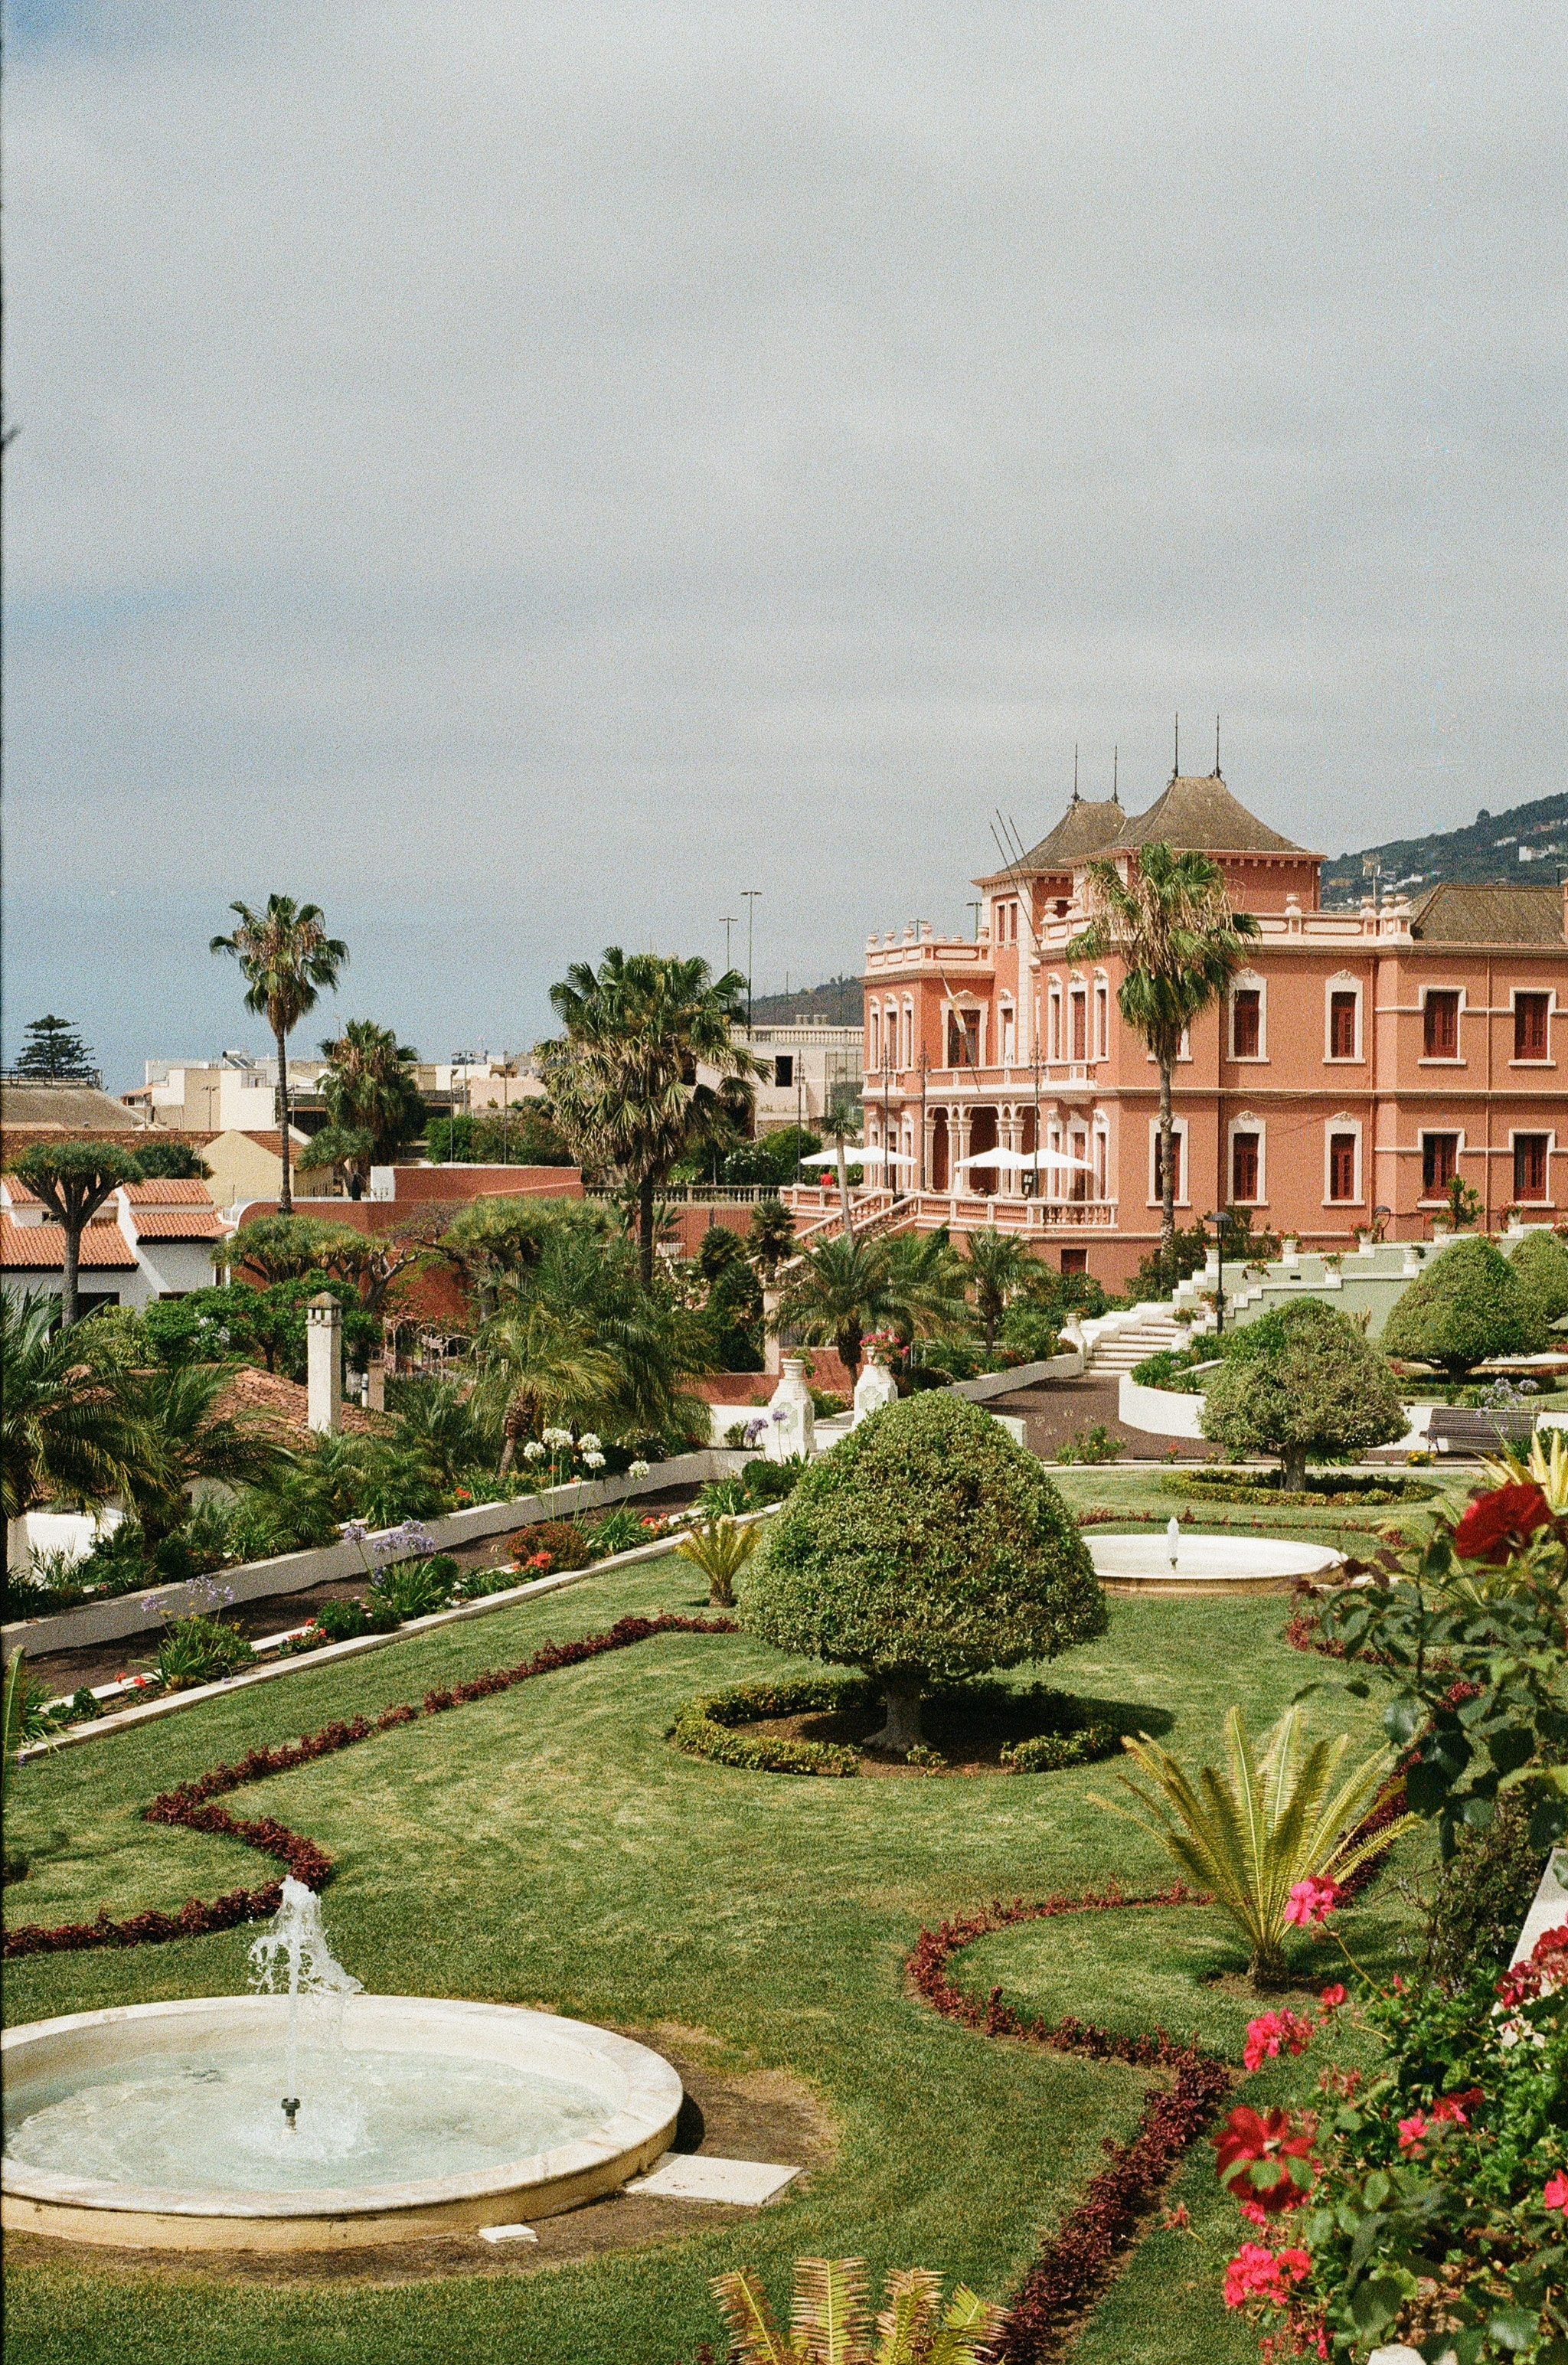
(1083, 1308, 1193, 1374)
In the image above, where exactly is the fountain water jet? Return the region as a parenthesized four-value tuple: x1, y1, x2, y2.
(246, 1878, 361, 2133)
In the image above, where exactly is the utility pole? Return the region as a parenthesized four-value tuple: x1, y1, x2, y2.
(742, 891, 761, 1031)
(720, 915, 738, 972)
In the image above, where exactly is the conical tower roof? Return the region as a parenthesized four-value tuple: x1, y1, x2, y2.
(1112, 773, 1303, 854)
(976, 796, 1124, 887)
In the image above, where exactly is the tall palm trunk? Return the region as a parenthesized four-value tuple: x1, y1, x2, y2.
(275, 1023, 294, 1212)
(638, 1173, 656, 1289)
(1158, 1051, 1176, 1292)
(836, 1138, 852, 1237)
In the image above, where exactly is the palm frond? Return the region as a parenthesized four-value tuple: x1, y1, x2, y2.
(792, 2257, 870, 2365)
(873, 2269, 942, 2365)
(926, 2285, 1010, 2365)
(710, 2269, 795, 2365)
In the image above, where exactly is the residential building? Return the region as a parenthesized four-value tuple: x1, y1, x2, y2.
(1, 1079, 149, 1142)
(0, 1178, 227, 1315)
(837, 769, 1567, 1288)
(743, 1024, 864, 1136)
(131, 1055, 327, 1135)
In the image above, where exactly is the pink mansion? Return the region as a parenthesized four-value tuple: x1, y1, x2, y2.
(841, 770, 1566, 1289)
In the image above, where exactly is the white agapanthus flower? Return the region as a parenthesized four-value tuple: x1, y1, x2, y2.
(577, 1432, 603, 1453)
(522, 1441, 547, 1462)
(627, 1459, 651, 1478)
(541, 1426, 573, 1449)
(583, 1450, 606, 1471)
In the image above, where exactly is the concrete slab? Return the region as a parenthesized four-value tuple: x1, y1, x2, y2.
(478, 2223, 539, 2244)
(625, 2154, 801, 2206)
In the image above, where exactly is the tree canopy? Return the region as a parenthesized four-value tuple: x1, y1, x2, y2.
(1508, 1229, 1568, 1338)
(1200, 1297, 1409, 1487)
(1380, 1236, 1547, 1377)
(318, 1018, 425, 1174)
(743, 1391, 1105, 1754)
(8, 1138, 147, 1326)
(11, 1015, 96, 1082)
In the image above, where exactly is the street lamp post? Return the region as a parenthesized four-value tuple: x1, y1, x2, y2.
(741, 891, 761, 1031)
(720, 915, 738, 972)
(1202, 1210, 1226, 1336)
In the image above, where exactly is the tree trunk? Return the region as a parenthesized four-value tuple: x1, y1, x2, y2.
(1248, 1942, 1291, 1992)
(61, 1221, 81, 1328)
(276, 1024, 294, 1213)
(865, 1668, 924, 1757)
(638, 1173, 655, 1291)
(837, 1139, 853, 1236)
(1158, 1052, 1176, 1291)
(838, 1324, 863, 1381)
(1280, 1443, 1308, 1492)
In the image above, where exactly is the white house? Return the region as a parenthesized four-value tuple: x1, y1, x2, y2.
(0, 1178, 229, 1315)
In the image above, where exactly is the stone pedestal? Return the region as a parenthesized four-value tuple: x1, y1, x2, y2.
(765, 1357, 815, 1462)
(306, 1294, 342, 1436)
(851, 1359, 898, 1427)
(366, 1357, 386, 1413)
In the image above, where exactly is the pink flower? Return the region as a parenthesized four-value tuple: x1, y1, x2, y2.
(1318, 1983, 1347, 2013)
(1284, 1876, 1340, 1928)
(1243, 2009, 1315, 2073)
(1431, 2087, 1482, 2127)
(1396, 2115, 1428, 2152)
(1544, 2172, 1568, 2216)
(1222, 2242, 1311, 2310)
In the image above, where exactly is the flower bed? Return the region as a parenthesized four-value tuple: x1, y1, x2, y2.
(4, 1612, 736, 1959)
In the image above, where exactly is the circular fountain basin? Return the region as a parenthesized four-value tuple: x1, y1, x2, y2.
(1086, 1533, 1344, 1596)
(2, 1995, 682, 2251)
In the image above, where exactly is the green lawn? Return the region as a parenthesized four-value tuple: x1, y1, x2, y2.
(3, 1551, 1429, 2365)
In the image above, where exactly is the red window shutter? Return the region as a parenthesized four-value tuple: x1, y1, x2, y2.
(1233, 989, 1260, 1058)
(1330, 992, 1357, 1057)
(1424, 993, 1459, 1058)
(1514, 1135, 1549, 1200)
(1515, 995, 1549, 1060)
(1328, 1134, 1356, 1201)
(1231, 1133, 1259, 1201)
(1423, 1135, 1459, 1194)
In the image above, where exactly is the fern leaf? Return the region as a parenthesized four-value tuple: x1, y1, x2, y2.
(926, 2285, 1010, 2365)
(873, 2269, 942, 2365)
(792, 2257, 871, 2365)
(711, 2269, 795, 2365)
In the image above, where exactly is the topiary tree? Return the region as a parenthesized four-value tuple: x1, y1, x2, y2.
(1380, 1235, 1547, 1377)
(740, 1391, 1105, 1756)
(1200, 1298, 1406, 1489)
(1509, 1229, 1568, 1340)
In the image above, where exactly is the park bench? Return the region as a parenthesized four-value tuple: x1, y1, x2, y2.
(1425, 1406, 1537, 1456)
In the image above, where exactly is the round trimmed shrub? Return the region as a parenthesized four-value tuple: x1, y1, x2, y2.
(1200, 1298, 1406, 1489)
(1381, 1234, 1547, 1375)
(1508, 1228, 1568, 1338)
(740, 1392, 1105, 1757)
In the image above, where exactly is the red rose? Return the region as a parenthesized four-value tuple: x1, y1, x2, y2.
(1452, 1481, 1551, 1564)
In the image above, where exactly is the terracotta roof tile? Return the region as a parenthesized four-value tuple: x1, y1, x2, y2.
(1112, 773, 1306, 854)
(0, 1217, 137, 1269)
(122, 1178, 214, 1204)
(1408, 881, 1565, 946)
(211, 1364, 383, 1443)
(127, 1207, 227, 1240)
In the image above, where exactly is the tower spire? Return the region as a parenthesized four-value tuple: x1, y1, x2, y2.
(1214, 712, 1221, 776)
(1173, 713, 1180, 779)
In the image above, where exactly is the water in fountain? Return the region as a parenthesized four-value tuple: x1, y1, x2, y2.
(1166, 1515, 1181, 1569)
(247, 1877, 361, 2131)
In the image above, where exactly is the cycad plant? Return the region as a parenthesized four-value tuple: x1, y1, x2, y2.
(711, 2257, 1007, 2365)
(675, 1513, 761, 1606)
(1098, 1705, 1416, 1988)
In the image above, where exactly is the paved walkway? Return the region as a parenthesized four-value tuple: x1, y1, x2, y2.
(983, 1374, 1216, 1464)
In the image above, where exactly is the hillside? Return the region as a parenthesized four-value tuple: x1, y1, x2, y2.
(747, 975, 863, 1028)
(1321, 790, 1568, 904)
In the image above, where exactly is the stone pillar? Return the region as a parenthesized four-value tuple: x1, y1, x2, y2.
(1001, 1112, 1024, 1198)
(954, 1108, 973, 1178)
(762, 1284, 783, 1375)
(851, 1357, 899, 1427)
(765, 1357, 815, 1462)
(366, 1355, 386, 1413)
(306, 1293, 342, 1436)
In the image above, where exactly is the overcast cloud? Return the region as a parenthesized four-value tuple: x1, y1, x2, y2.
(5, 1, 1564, 1086)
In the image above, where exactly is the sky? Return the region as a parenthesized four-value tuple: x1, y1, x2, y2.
(5, 1, 1564, 1090)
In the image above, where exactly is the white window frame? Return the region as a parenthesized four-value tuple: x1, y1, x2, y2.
(901, 998, 914, 1069)
(1417, 1125, 1466, 1204)
(1418, 982, 1467, 1065)
(868, 1007, 880, 1072)
(1148, 1116, 1191, 1208)
(1509, 985, 1557, 1068)
(1324, 972, 1363, 1064)
(1227, 1113, 1266, 1206)
(1047, 981, 1063, 1063)
(1092, 1116, 1110, 1199)
(1068, 981, 1089, 1064)
(1094, 976, 1109, 1060)
(1323, 1116, 1363, 1207)
(1508, 1126, 1556, 1206)
(1229, 969, 1268, 1062)
(999, 999, 1017, 1067)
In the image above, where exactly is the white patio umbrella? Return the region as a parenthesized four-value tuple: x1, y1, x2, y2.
(799, 1145, 916, 1168)
(951, 1145, 1037, 1172)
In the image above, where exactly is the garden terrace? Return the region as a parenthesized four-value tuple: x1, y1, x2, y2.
(4, 1543, 1430, 2365)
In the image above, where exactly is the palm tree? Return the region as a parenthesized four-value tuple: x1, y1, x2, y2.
(1068, 844, 1259, 1289)
(469, 1301, 623, 1472)
(211, 896, 348, 1212)
(772, 1233, 900, 1382)
(318, 1019, 425, 1188)
(541, 949, 762, 1287)
(884, 1227, 969, 1354)
(1, 1295, 152, 1563)
(119, 1363, 288, 1546)
(8, 1139, 146, 1328)
(958, 1230, 1034, 1354)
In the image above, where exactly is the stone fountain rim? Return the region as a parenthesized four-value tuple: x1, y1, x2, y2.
(1085, 1530, 1345, 1583)
(2, 1994, 683, 2221)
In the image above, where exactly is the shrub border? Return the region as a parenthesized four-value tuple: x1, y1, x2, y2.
(4, 1612, 735, 1959)
(670, 1672, 876, 1776)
